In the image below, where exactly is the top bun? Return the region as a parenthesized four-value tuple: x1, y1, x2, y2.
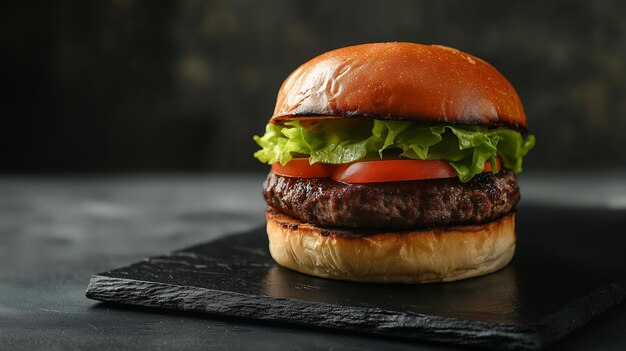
(271, 42, 527, 130)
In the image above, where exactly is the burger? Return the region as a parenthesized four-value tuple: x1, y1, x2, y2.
(253, 42, 535, 283)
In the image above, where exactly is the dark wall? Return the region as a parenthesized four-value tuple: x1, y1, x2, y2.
(4, 0, 626, 173)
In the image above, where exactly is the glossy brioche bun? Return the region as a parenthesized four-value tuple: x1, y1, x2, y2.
(266, 207, 516, 284)
(271, 42, 526, 130)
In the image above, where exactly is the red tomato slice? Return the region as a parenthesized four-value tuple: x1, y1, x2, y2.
(272, 158, 500, 182)
(271, 159, 334, 178)
(330, 158, 500, 183)
(483, 158, 500, 173)
(330, 160, 455, 183)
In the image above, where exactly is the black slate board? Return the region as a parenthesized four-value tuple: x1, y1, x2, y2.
(86, 206, 626, 350)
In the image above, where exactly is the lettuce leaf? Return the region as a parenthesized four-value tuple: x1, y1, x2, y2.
(253, 120, 535, 182)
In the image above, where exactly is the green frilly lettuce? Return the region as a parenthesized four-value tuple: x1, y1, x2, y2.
(253, 120, 535, 182)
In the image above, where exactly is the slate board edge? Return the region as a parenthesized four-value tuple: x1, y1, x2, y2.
(87, 274, 547, 350)
(530, 279, 626, 348)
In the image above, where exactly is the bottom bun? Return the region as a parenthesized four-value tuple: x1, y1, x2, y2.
(266, 207, 516, 284)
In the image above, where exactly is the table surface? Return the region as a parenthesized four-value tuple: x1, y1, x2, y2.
(1, 173, 625, 350)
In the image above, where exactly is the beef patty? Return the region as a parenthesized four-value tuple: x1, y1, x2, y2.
(262, 170, 520, 229)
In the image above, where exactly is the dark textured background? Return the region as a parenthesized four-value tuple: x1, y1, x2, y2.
(4, 0, 626, 173)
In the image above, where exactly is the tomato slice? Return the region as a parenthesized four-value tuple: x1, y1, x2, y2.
(483, 158, 500, 173)
(330, 158, 500, 183)
(272, 158, 500, 182)
(330, 160, 454, 183)
(271, 159, 334, 178)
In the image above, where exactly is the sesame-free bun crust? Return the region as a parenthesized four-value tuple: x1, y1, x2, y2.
(271, 42, 526, 130)
(266, 207, 516, 284)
